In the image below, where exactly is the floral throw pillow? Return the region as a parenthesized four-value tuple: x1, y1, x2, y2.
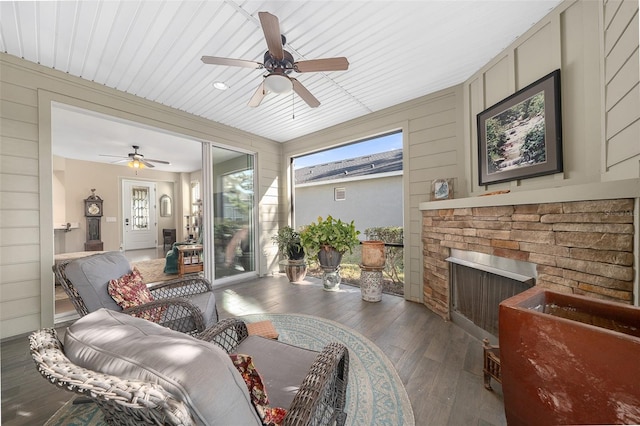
(108, 267, 162, 322)
(229, 353, 287, 426)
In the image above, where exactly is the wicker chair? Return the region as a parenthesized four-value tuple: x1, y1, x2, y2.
(30, 316, 349, 426)
(200, 318, 349, 426)
(30, 328, 194, 426)
(53, 252, 217, 335)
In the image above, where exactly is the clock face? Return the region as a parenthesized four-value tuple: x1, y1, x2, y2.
(86, 201, 102, 216)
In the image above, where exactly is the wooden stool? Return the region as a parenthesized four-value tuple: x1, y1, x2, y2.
(247, 320, 279, 340)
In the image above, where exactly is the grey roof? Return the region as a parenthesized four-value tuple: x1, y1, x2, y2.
(295, 149, 403, 185)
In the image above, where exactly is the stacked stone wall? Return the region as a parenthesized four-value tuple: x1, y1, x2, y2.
(422, 199, 635, 319)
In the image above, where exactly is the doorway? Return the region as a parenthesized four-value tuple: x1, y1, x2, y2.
(122, 179, 158, 250)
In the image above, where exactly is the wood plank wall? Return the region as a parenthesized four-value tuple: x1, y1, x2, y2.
(602, 0, 640, 178)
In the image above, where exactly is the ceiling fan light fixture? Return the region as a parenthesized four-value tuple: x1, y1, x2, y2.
(264, 74, 292, 94)
(128, 159, 144, 169)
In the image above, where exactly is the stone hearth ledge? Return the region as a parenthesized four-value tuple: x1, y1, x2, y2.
(419, 179, 640, 211)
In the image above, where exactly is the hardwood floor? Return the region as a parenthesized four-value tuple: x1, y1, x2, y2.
(1, 274, 506, 425)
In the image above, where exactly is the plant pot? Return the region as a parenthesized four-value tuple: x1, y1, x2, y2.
(282, 260, 307, 283)
(361, 240, 386, 267)
(499, 286, 640, 426)
(322, 268, 341, 291)
(360, 264, 384, 302)
(317, 245, 343, 270)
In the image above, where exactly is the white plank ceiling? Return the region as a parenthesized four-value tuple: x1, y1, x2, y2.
(1, 0, 563, 171)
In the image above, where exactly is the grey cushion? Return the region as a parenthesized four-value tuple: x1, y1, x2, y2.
(64, 309, 262, 426)
(187, 291, 218, 326)
(64, 251, 130, 312)
(236, 335, 320, 408)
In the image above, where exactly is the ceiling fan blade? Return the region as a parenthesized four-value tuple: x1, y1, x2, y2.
(99, 154, 127, 159)
(145, 158, 171, 165)
(258, 12, 284, 61)
(109, 159, 130, 164)
(294, 57, 349, 73)
(248, 81, 267, 107)
(201, 56, 263, 69)
(140, 159, 155, 168)
(291, 78, 320, 108)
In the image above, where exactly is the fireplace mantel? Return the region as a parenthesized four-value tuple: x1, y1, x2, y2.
(419, 179, 640, 211)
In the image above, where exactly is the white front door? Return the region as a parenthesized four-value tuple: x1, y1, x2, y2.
(122, 180, 157, 250)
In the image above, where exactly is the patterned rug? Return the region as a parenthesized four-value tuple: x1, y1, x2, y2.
(131, 258, 177, 283)
(45, 313, 414, 426)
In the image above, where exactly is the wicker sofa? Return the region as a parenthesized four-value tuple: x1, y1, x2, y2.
(53, 251, 217, 335)
(30, 309, 349, 425)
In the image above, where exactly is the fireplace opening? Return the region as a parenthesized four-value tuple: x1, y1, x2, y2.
(447, 249, 536, 340)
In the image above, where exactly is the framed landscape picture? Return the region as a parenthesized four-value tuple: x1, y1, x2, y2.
(477, 69, 563, 186)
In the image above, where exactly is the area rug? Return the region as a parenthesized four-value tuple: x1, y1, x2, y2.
(45, 313, 414, 426)
(131, 257, 177, 284)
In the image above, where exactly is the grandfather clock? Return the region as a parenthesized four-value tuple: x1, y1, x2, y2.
(84, 189, 104, 251)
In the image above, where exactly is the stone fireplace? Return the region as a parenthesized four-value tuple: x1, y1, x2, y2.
(420, 184, 637, 322)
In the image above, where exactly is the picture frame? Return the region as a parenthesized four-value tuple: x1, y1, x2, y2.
(431, 178, 454, 201)
(477, 69, 562, 186)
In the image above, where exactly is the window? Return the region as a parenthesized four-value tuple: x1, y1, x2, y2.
(131, 186, 149, 230)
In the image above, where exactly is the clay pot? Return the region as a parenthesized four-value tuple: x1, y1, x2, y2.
(361, 240, 386, 267)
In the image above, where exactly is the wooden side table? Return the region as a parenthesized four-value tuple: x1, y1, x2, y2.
(177, 244, 203, 276)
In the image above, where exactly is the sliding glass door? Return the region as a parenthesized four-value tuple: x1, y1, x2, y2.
(205, 145, 255, 281)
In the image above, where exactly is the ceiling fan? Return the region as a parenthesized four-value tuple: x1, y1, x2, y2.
(201, 11, 349, 108)
(99, 145, 171, 168)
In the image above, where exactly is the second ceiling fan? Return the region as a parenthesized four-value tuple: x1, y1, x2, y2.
(201, 11, 349, 108)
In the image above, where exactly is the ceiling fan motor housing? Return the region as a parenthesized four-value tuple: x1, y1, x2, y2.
(264, 50, 295, 75)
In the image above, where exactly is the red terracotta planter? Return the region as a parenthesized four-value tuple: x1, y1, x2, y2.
(499, 286, 640, 426)
(361, 240, 386, 267)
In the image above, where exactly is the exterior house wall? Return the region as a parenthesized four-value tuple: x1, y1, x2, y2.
(295, 174, 403, 234)
(0, 53, 281, 339)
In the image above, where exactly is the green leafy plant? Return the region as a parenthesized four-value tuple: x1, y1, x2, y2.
(271, 226, 305, 260)
(299, 215, 360, 258)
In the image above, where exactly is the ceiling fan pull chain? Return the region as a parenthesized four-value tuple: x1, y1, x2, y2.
(292, 91, 295, 120)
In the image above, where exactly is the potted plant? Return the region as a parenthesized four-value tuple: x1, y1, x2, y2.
(272, 226, 307, 283)
(300, 216, 360, 290)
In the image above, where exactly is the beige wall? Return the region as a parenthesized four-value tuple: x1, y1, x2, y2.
(0, 53, 281, 339)
(53, 156, 181, 253)
(601, 0, 640, 179)
(465, 0, 639, 195)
